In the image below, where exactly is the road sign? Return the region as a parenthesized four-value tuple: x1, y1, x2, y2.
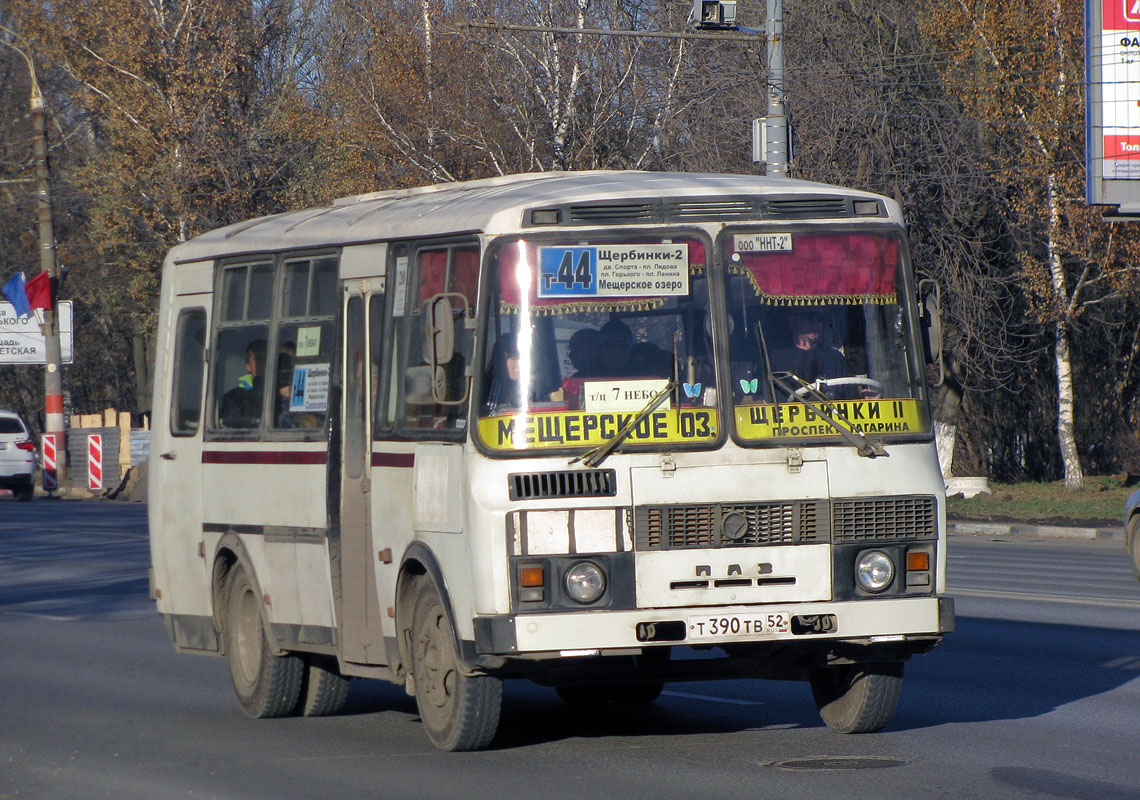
(1087, 0, 1140, 213)
(87, 434, 102, 491)
(41, 434, 58, 492)
(0, 301, 74, 364)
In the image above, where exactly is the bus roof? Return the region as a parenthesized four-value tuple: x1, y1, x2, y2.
(168, 170, 901, 264)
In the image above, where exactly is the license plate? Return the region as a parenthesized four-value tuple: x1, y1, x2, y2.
(687, 611, 791, 640)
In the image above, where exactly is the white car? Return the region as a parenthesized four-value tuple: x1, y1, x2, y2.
(0, 409, 36, 501)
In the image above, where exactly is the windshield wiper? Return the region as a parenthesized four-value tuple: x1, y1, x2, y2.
(754, 319, 782, 421)
(570, 380, 676, 469)
(769, 370, 888, 459)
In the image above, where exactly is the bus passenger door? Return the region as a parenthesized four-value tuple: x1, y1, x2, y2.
(339, 286, 382, 664)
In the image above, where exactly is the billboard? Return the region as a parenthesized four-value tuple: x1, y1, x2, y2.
(0, 301, 75, 364)
(1087, 0, 1140, 212)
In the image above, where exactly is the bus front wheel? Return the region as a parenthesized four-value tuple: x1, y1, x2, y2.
(222, 564, 303, 718)
(809, 661, 903, 734)
(410, 580, 501, 751)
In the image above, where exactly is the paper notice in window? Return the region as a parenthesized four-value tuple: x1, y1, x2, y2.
(289, 363, 330, 412)
(296, 326, 322, 357)
(582, 379, 670, 412)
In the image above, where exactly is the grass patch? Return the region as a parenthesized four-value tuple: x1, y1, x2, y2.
(946, 475, 1134, 526)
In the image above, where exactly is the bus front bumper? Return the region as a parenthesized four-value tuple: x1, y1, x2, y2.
(474, 595, 954, 657)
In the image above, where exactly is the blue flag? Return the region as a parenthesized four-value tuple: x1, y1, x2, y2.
(2, 272, 30, 318)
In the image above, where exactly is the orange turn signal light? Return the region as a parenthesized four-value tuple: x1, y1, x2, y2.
(519, 566, 546, 587)
(906, 551, 930, 571)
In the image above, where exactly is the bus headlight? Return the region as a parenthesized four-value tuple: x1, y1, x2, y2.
(855, 551, 895, 593)
(564, 561, 606, 604)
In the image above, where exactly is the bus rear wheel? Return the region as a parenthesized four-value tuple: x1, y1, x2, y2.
(298, 655, 350, 717)
(222, 564, 303, 718)
(809, 661, 903, 734)
(410, 580, 501, 751)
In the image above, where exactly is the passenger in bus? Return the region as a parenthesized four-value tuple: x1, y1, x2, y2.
(567, 328, 601, 377)
(559, 328, 601, 408)
(483, 333, 564, 414)
(598, 319, 634, 376)
(219, 339, 267, 427)
(274, 351, 295, 427)
(626, 341, 672, 379)
(483, 334, 522, 415)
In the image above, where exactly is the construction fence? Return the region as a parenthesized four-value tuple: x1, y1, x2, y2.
(63, 409, 150, 492)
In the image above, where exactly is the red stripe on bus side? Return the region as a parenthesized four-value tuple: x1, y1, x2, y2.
(202, 450, 328, 465)
(372, 452, 414, 468)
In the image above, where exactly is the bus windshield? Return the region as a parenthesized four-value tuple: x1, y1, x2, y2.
(477, 235, 719, 454)
(724, 229, 930, 443)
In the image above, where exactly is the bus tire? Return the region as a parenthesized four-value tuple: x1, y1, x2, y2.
(222, 564, 303, 718)
(410, 580, 501, 751)
(298, 655, 351, 717)
(556, 682, 664, 706)
(809, 661, 903, 734)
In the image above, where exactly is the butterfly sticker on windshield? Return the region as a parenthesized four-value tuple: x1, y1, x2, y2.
(683, 383, 702, 398)
(739, 378, 759, 393)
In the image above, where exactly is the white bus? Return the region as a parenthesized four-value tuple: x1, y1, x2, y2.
(148, 170, 953, 751)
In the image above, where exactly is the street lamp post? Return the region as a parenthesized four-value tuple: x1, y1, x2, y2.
(765, 0, 787, 176)
(2, 29, 67, 487)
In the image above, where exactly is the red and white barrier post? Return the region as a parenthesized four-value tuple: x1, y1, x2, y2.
(41, 433, 58, 492)
(87, 434, 103, 491)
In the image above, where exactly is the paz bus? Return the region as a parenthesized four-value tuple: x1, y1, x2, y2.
(148, 170, 953, 751)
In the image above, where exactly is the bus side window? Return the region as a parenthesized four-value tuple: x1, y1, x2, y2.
(271, 256, 337, 431)
(211, 261, 273, 431)
(399, 243, 477, 433)
(170, 308, 206, 436)
(368, 292, 386, 434)
(214, 328, 270, 429)
(379, 246, 408, 435)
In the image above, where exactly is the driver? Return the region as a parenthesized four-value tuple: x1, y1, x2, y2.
(773, 309, 849, 383)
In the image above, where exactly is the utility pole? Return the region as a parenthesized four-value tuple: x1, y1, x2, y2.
(2, 29, 67, 486)
(765, 0, 788, 176)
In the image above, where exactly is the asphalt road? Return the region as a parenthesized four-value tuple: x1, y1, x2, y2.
(2, 500, 1139, 800)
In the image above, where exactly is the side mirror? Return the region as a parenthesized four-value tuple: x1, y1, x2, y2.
(422, 294, 456, 366)
(918, 279, 944, 387)
(419, 292, 470, 405)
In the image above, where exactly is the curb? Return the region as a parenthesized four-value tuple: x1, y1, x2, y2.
(949, 520, 1125, 542)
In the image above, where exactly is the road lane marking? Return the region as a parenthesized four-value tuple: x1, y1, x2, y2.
(3, 610, 80, 621)
(1102, 656, 1140, 670)
(951, 587, 1140, 610)
(661, 690, 763, 706)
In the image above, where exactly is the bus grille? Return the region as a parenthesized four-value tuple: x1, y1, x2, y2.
(508, 469, 617, 501)
(831, 496, 937, 541)
(632, 496, 936, 550)
(633, 501, 830, 550)
(526, 195, 862, 227)
(568, 202, 657, 223)
(764, 198, 850, 218)
(666, 199, 760, 220)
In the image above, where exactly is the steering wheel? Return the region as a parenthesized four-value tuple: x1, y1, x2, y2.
(791, 376, 884, 401)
